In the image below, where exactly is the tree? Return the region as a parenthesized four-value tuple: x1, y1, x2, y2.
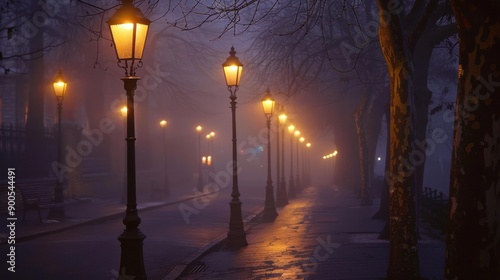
(445, 1, 500, 278)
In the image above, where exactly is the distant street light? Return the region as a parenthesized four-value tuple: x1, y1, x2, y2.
(299, 137, 305, 189)
(294, 130, 302, 192)
(107, 0, 151, 278)
(287, 124, 296, 199)
(260, 89, 278, 222)
(160, 120, 170, 197)
(49, 69, 67, 220)
(222, 46, 248, 248)
(305, 142, 311, 186)
(276, 111, 288, 207)
(196, 125, 203, 190)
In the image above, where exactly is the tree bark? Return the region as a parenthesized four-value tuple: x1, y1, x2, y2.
(377, 1, 420, 279)
(355, 87, 373, 206)
(445, 1, 500, 278)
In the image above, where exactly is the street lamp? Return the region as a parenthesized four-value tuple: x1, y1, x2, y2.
(196, 125, 203, 190)
(276, 111, 288, 207)
(222, 46, 247, 248)
(299, 136, 305, 190)
(294, 130, 302, 192)
(120, 106, 128, 204)
(287, 124, 296, 199)
(261, 89, 278, 222)
(306, 143, 311, 186)
(209, 131, 215, 169)
(107, 0, 151, 278)
(49, 69, 67, 220)
(160, 120, 170, 197)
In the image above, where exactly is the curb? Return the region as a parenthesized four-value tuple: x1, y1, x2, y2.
(0, 191, 219, 246)
(162, 206, 265, 280)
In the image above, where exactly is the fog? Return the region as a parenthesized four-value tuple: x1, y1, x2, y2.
(0, 1, 457, 202)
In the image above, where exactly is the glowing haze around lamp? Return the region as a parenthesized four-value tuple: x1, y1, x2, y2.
(261, 89, 275, 117)
(53, 69, 67, 102)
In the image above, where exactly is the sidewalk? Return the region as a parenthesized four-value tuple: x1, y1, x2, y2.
(0, 186, 197, 245)
(177, 185, 446, 280)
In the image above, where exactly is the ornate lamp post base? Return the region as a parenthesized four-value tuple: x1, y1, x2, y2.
(262, 182, 278, 222)
(118, 228, 147, 280)
(227, 199, 248, 248)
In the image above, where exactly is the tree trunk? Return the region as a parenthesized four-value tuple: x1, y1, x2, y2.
(24, 1, 46, 179)
(377, 1, 420, 279)
(445, 1, 500, 278)
(354, 87, 373, 206)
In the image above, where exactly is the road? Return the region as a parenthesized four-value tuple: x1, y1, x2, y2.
(0, 184, 267, 280)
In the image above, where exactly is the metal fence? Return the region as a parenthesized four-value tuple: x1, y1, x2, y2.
(421, 187, 449, 233)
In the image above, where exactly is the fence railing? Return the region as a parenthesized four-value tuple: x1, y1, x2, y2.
(421, 187, 449, 233)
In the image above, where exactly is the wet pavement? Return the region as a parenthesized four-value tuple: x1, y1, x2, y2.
(176, 185, 445, 280)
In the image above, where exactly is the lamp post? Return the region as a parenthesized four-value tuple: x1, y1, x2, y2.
(222, 46, 247, 248)
(294, 130, 301, 192)
(288, 124, 296, 199)
(196, 125, 203, 190)
(209, 131, 215, 171)
(49, 69, 67, 220)
(276, 112, 288, 206)
(120, 106, 128, 204)
(261, 89, 278, 222)
(333, 150, 338, 185)
(306, 142, 311, 186)
(106, 1, 150, 278)
(160, 120, 170, 197)
(299, 136, 305, 190)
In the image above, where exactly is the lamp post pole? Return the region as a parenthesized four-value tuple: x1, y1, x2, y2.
(223, 47, 247, 248)
(306, 143, 311, 186)
(276, 113, 288, 207)
(120, 106, 127, 204)
(107, 1, 151, 278)
(276, 107, 280, 196)
(261, 89, 278, 222)
(196, 126, 203, 191)
(49, 69, 67, 220)
(295, 131, 301, 192)
(299, 137, 305, 189)
(160, 120, 169, 197)
(288, 125, 296, 199)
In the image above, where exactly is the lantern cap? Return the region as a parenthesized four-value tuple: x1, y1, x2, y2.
(222, 46, 243, 67)
(261, 88, 273, 102)
(106, 0, 151, 26)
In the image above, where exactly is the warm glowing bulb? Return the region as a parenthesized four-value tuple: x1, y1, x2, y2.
(210, 132, 215, 137)
(306, 143, 311, 148)
(160, 120, 167, 128)
(206, 134, 211, 139)
(196, 125, 202, 133)
(299, 137, 305, 143)
(288, 125, 295, 134)
(120, 106, 128, 117)
(122, 23, 134, 29)
(294, 130, 301, 137)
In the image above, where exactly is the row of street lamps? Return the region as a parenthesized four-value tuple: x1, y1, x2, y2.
(49, 1, 312, 278)
(257, 90, 313, 222)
